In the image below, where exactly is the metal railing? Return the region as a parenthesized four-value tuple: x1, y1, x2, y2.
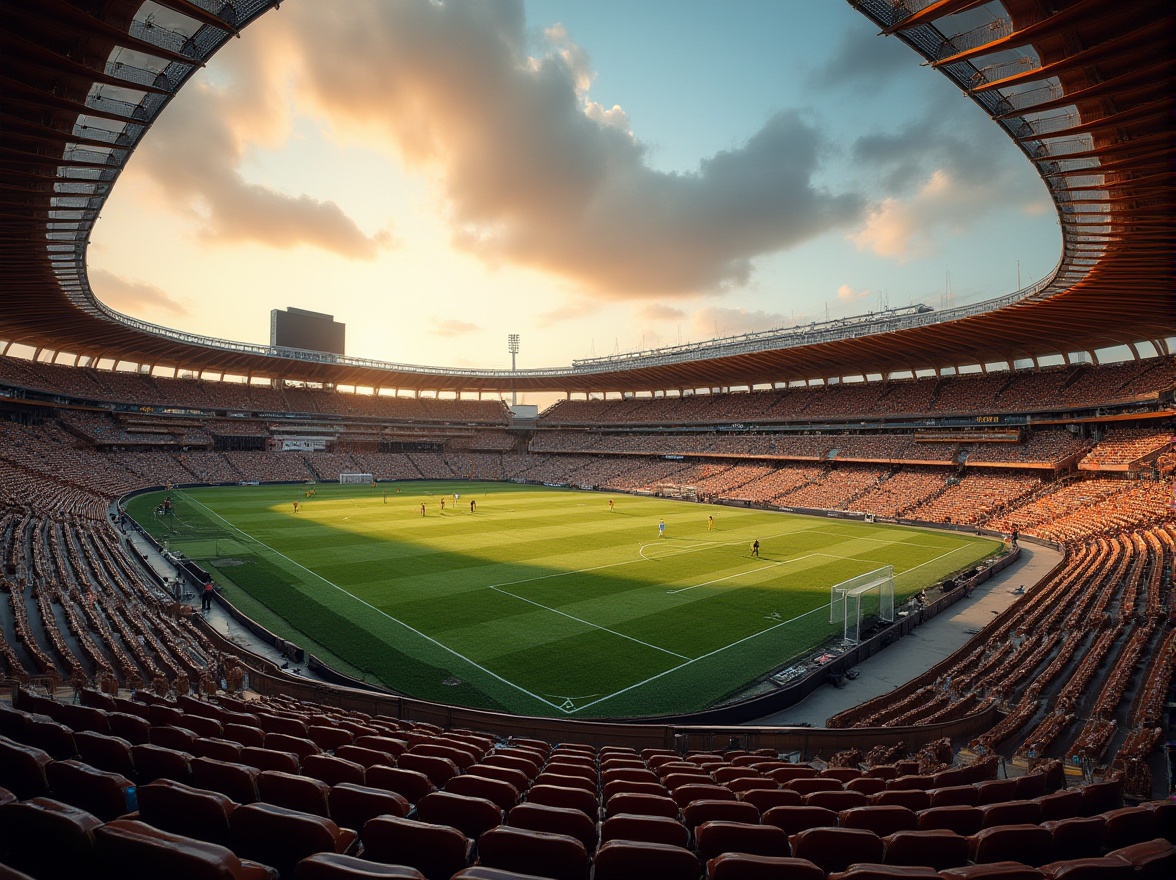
(938, 18, 1013, 59)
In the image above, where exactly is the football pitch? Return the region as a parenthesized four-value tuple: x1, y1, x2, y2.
(126, 481, 1002, 718)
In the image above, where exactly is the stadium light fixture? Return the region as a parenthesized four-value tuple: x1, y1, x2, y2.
(508, 334, 520, 406)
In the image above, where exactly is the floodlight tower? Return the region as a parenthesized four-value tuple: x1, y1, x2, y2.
(507, 333, 520, 407)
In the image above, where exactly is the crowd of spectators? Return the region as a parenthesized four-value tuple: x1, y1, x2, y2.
(1078, 428, 1172, 470)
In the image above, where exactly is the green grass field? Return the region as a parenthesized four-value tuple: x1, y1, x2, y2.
(126, 481, 1002, 718)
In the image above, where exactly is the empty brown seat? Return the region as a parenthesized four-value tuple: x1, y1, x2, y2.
(975, 779, 1020, 805)
(821, 768, 864, 782)
(294, 852, 424, 878)
(872, 789, 933, 811)
(147, 704, 185, 728)
(696, 820, 789, 861)
(398, 752, 460, 787)
(726, 777, 778, 794)
(685, 798, 759, 830)
(938, 862, 1046, 880)
(790, 826, 885, 874)
(482, 752, 541, 779)
(673, 783, 737, 808)
(107, 712, 152, 745)
(192, 756, 261, 804)
(465, 763, 530, 792)
(535, 771, 597, 793)
(138, 777, 237, 847)
(415, 790, 502, 840)
(600, 812, 688, 848)
(0, 736, 52, 799)
(1101, 806, 1156, 851)
(353, 735, 407, 758)
(361, 814, 472, 880)
(840, 805, 918, 836)
(149, 725, 198, 753)
(604, 766, 661, 785)
(223, 724, 267, 749)
(707, 853, 825, 880)
(25, 716, 77, 760)
(739, 788, 803, 811)
(0, 796, 102, 880)
(364, 765, 434, 805)
(917, 805, 984, 836)
(594, 839, 700, 880)
(263, 732, 320, 762)
(602, 778, 669, 801)
(308, 726, 355, 753)
(192, 737, 245, 764)
(883, 828, 970, 871)
(46, 758, 134, 821)
(980, 799, 1042, 828)
(826, 867, 939, 880)
(807, 789, 870, 811)
(786, 777, 844, 795)
(1105, 839, 1176, 880)
(95, 818, 273, 880)
(765, 766, 819, 783)
(1042, 816, 1107, 861)
(1142, 800, 1175, 844)
(969, 824, 1054, 867)
(1038, 857, 1135, 880)
(929, 785, 981, 808)
(259, 769, 331, 817)
(328, 782, 409, 830)
(74, 731, 136, 778)
(1080, 780, 1123, 817)
(605, 791, 680, 819)
(300, 754, 366, 788)
(1035, 790, 1085, 822)
(411, 742, 478, 771)
(131, 743, 193, 785)
(179, 715, 224, 740)
(888, 775, 937, 792)
(507, 801, 596, 851)
(847, 778, 889, 796)
(445, 774, 519, 811)
(526, 783, 598, 817)
(231, 801, 357, 878)
(254, 712, 309, 738)
(242, 745, 301, 774)
(762, 805, 839, 835)
(476, 825, 589, 880)
(54, 703, 110, 737)
(1015, 772, 1047, 801)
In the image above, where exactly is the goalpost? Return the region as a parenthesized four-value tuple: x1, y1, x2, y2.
(339, 473, 374, 484)
(830, 566, 895, 643)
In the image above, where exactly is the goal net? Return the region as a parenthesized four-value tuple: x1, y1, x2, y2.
(830, 566, 895, 643)
(339, 473, 374, 484)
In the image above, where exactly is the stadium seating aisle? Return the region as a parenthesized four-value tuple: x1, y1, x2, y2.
(1, 688, 1175, 879)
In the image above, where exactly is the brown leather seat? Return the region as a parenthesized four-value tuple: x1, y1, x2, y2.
(1105, 839, 1176, 880)
(761, 804, 838, 835)
(604, 791, 679, 819)
(526, 783, 598, 817)
(415, 790, 503, 840)
(980, 799, 1042, 828)
(303, 754, 367, 788)
(445, 773, 520, 810)
(25, 716, 77, 760)
(307, 726, 355, 753)
(475, 825, 589, 880)
(968, 824, 1054, 867)
(1079, 780, 1123, 817)
(928, 785, 981, 808)
(149, 724, 198, 753)
(328, 782, 410, 830)
(74, 730, 136, 778)
(599, 811, 689, 848)
(1035, 790, 1086, 823)
(465, 763, 531, 793)
(0, 796, 102, 880)
(847, 777, 889, 796)
(364, 764, 435, 805)
(696, 820, 789, 861)
(786, 777, 844, 795)
(241, 745, 301, 774)
(789, 826, 885, 874)
(0, 735, 52, 799)
(1038, 856, 1135, 880)
(294, 852, 424, 878)
(1041, 815, 1106, 861)
(192, 737, 246, 764)
(684, 798, 760, 832)
(96, 817, 275, 880)
(872, 789, 933, 811)
(1100, 805, 1156, 851)
(939, 862, 1046, 880)
(138, 777, 237, 847)
(839, 805, 919, 836)
(826, 867, 940, 880)
(738, 788, 803, 811)
(807, 789, 870, 811)
(361, 814, 472, 879)
(593, 839, 700, 880)
(192, 756, 261, 805)
(231, 801, 357, 878)
(916, 805, 984, 836)
(258, 769, 331, 817)
(130, 743, 194, 784)
(507, 801, 597, 851)
(262, 732, 320, 761)
(46, 758, 134, 821)
(883, 828, 970, 871)
(707, 853, 824, 880)
(107, 712, 151, 746)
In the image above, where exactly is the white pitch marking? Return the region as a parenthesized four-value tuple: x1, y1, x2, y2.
(176, 491, 570, 715)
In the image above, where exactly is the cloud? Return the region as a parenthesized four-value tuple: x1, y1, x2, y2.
(429, 319, 480, 337)
(638, 303, 686, 320)
(850, 170, 971, 261)
(125, 26, 390, 260)
(690, 306, 794, 338)
(89, 268, 189, 316)
(808, 27, 913, 91)
(269, 0, 864, 296)
(537, 298, 601, 327)
(836, 283, 870, 302)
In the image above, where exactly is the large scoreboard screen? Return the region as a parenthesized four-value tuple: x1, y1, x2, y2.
(270, 307, 345, 355)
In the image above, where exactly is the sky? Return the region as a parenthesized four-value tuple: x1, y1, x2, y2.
(87, 0, 1060, 394)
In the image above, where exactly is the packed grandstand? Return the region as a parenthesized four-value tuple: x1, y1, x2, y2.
(1, 1, 1174, 879)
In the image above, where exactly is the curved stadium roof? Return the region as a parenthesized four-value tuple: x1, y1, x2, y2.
(0, 0, 1172, 394)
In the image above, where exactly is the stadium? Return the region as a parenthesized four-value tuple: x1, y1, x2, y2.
(0, 0, 1174, 878)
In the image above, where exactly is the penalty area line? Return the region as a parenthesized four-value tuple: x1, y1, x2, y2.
(568, 601, 832, 715)
(174, 491, 572, 715)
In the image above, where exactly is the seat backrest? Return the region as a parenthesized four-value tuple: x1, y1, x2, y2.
(683, 798, 760, 832)
(464, 763, 530, 793)
(106, 712, 151, 745)
(826, 866, 940, 880)
(790, 826, 885, 874)
(190, 756, 260, 805)
(929, 785, 981, 808)
(0, 797, 101, 880)
(25, 716, 77, 760)
(45, 758, 133, 821)
(786, 777, 844, 795)
(95, 817, 253, 880)
(593, 839, 700, 880)
(73, 731, 135, 778)
(190, 737, 243, 764)
(240, 745, 300, 774)
(761, 804, 839, 835)
(415, 790, 503, 840)
(230, 801, 350, 878)
(475, 825, 589, 880)
(602, 778, 669, 801)
(1079, 780, 1123, 817)
(598, 812, 688, 849)
(883, 828, 970, 871)
(707, 853, 825, 880)
(137, 777, 235, 847)
(398, 752, 460, 787)
(672, 783, 736, 808)
(604, 791, 679, 819)
(361, 814, 472, 880)
(807, 790, 870, 811)
(130, 743, 194, 785)
(969, 823, 1054, 867)
(262, 732, 320, 762)
(979, 799, 1042, 829)
(364, 764, 435, 805)
(1100, 805, 1156, 851)
(328, 781, 410, 831)
(507, 801, 596, 851)
(839, 805, 919, 836)
(1034, 790, 1086, 822)
(695, 820, 790, 862)
(303, 753, 367, 788)
(1041, 815, 1107, 861)
(294, 851, 426, 879)
(873, 789, 933, 811)
(525, 783, 598, 816)
(916, 805, 984, 836)
(1104, 839, 1176, 880)
(739, 788, 803, 811)
(258, 769, 331, 817)
(1038, 856, 1136, 880)
(148, 724, 198, 753)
